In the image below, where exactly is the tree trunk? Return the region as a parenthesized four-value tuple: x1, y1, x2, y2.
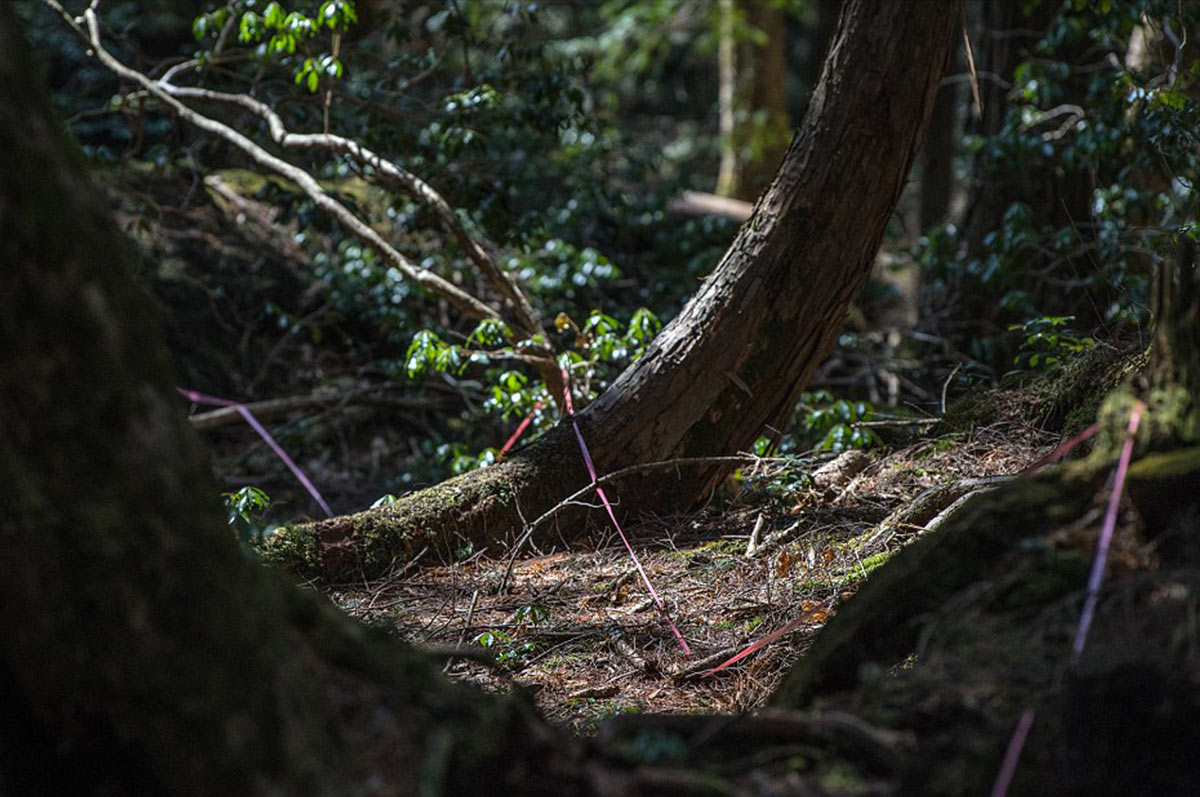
(275, 0, 965, 581)
(0, 8, 571, 794)
(716, 0, 792, 200)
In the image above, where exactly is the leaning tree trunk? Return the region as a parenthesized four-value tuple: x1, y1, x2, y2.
(272, 0, 965, 582)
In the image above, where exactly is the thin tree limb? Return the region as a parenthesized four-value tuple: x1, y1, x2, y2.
(186, 388, 448, 430)
(46, 0, 499, 325)
(156, 80, 548, 344)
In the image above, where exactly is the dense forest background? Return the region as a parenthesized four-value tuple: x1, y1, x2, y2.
(20, 0, 1196, 518)
(6, 0, 1200, 793)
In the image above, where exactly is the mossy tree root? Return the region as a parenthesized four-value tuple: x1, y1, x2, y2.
(263, 426, 592, 581)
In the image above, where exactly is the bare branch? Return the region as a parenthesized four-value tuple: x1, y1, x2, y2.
(46, 0, 500, 325)
(186, 387, 449, 430)
(667, 190, 753, 222)
(157, 81, 548, 343)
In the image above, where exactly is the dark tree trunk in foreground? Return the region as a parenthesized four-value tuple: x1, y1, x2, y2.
(0, 8, 566, 794)
(275, 0, 965, 581)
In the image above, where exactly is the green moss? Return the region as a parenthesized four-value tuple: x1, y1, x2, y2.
(259, 525, 321, 577)
(1043, 341, 1146, 436)
(672, 539, 744, 558)
(853, 551, 892, 576)
(1128, 446, 1200, 482)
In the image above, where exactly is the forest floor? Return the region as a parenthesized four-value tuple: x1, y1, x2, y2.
(327, 390, 1061, 732)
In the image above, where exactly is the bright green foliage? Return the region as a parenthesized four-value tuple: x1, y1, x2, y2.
(369, 493, 399, 508)
(483, 370, 539, 422)
(798, 391, 881, 453)
(403, 307, 660, 469)
(436, 443, 500, 476)
(472, 602, 548, 668)
(193, 0, 356, 92)
(1008, 315, 1095, 370)
(222, 485, 273, 545)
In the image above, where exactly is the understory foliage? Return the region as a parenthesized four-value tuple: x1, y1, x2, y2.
(21, 0, 1200, 512)
(918, 0, 1200, 369)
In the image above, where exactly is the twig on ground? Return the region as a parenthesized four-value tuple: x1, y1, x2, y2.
(497, 454, 789, 592)
(941, 362, 962, 416)
(365, 546, 429, 612)
(860, 475, 1014, 550)
(745, 513, 765, 557)
(445, 589, 481, 673)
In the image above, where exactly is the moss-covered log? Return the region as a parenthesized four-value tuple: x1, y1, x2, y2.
(263, 425, 591, 578)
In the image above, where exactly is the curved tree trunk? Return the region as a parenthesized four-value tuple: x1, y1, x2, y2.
(275, 0, 965, 581)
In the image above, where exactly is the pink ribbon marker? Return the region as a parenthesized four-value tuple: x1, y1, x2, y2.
(1072, 403, 1142, 662)
(559, 370, 691, 655)
(499, 400, 542, 458)
(704, 612, 812, 677)
(178, 388, 333, 518)
(991, 708, 1036, 797)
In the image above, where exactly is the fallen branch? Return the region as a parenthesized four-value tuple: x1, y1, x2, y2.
(187, 387, 447, 430)
(666, 190, 754, 222)
(157, 82, 547, 344)
(858, 475, 1014, 550)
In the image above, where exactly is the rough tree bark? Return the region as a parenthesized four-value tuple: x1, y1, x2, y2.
(271, 0, 965, 582)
